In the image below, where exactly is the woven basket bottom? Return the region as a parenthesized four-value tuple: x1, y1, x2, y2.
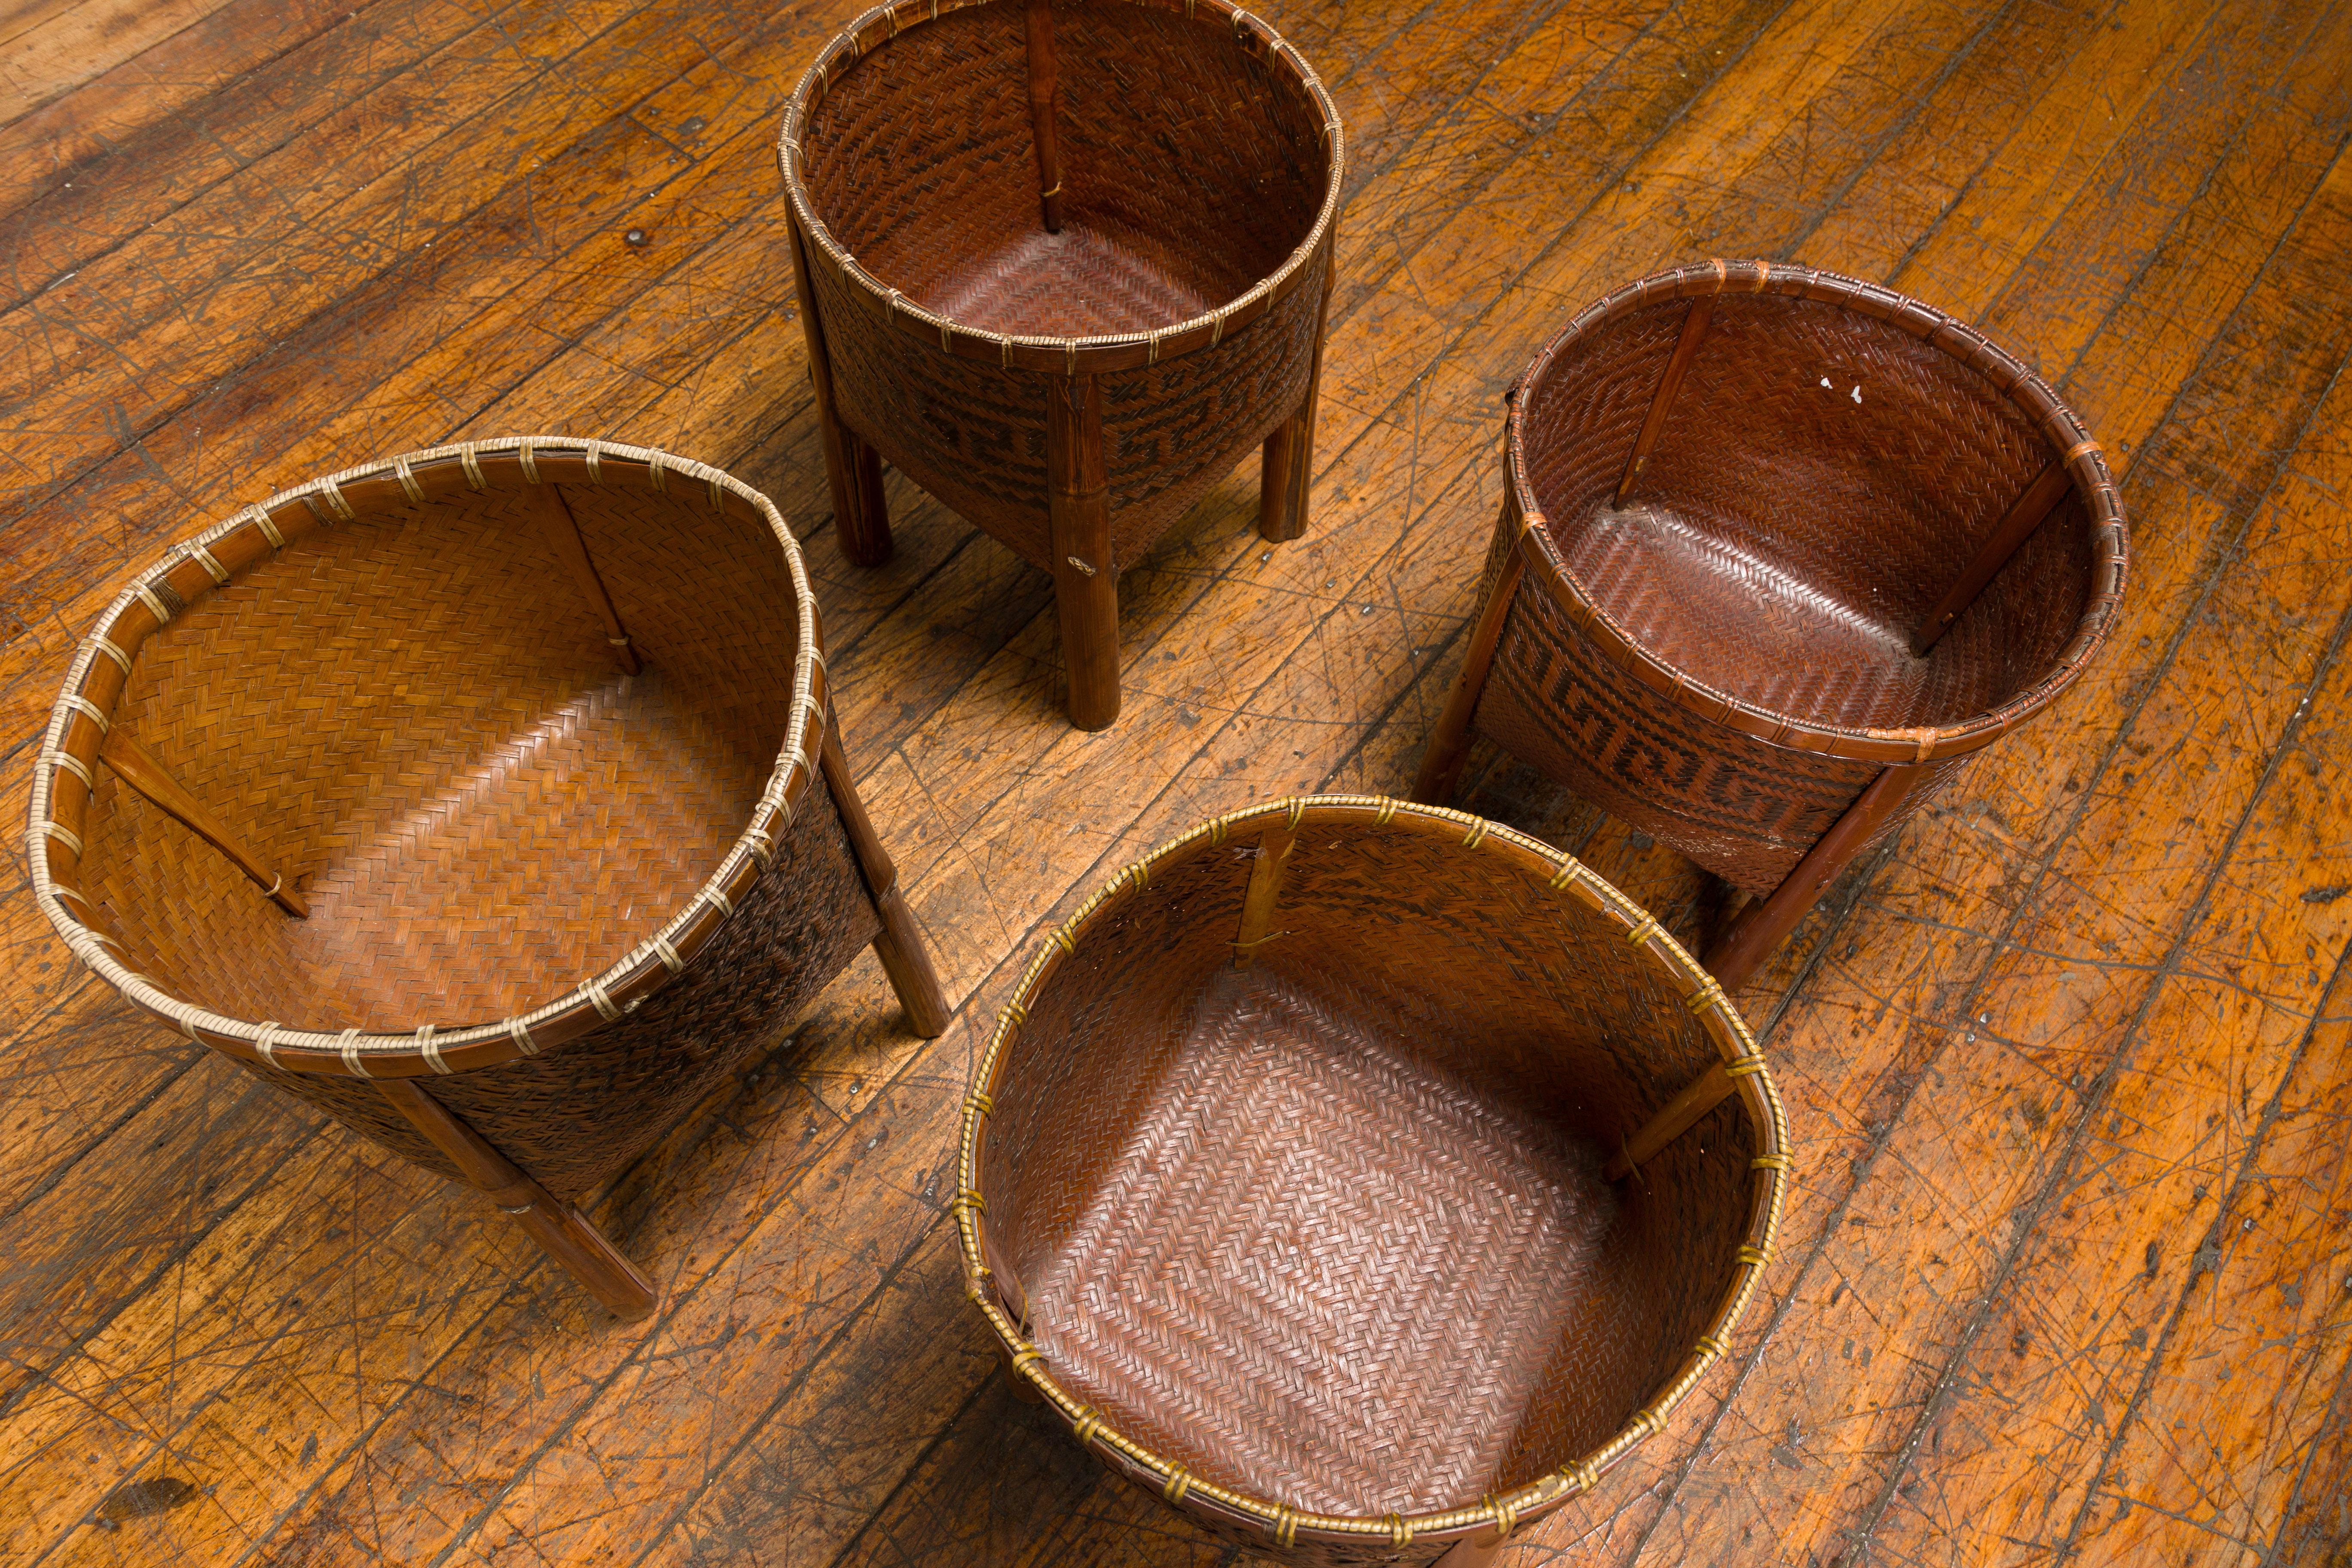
(1557, 499, 1944, 731)
(1022, 964, 1620, 1518)
(101, 667, 764, 1030)
(920, 222, 1227, 340)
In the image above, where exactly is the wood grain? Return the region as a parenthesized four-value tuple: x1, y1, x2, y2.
(1, 0, 2346, 1562)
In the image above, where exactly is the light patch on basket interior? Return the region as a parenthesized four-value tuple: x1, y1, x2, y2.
(1527, 291, 2094, 733)
(290, 668, 757, 1022)
(1566, 502, 1929, 723)
(71, 480, 790, 1035)
(1022, 962, 1619, 1517)
(924, 226, 1222, 340)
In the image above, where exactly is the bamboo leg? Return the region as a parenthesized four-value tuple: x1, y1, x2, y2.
(1704, 762, 1933, 991)
(1911, 458, 2076, 655)
(1022, 0, 1065, 232)
(788, 215, 893, 567)
(1606, 765, 1937, 1182)
(1258, 242, 1336, 543)
(1433, 1531, 1505, 1567)
(1410, 498, 1529, 804)
(1048, 372, 1120, 730)
(1259, 413, 1312, 545)
(100, 732, 307, 917)
(1614, 295, 1713, 507)
(820, 717, 952, 1038)
(376, 1078, 657, 1321)
(527, 483, 641, 675)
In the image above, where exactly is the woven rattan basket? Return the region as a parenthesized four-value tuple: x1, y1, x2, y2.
(779, 0, 1344, 730)
(28, 436, 949, 1320)
(957, 796, 1788, 1566)
(1415, 260, 2128, 990)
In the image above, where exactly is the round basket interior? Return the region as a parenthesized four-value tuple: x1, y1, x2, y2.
(1518, 287, 2102, 734)
(74, 469, 803, 1034)
(974, 808, 1765, 1520)
(797, 0, 1329, 337)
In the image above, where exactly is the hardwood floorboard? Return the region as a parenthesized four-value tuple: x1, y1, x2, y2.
(0, 0, 2342, 1562)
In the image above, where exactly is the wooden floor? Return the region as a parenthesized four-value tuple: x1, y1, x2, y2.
(2, 0, 2349, 1562)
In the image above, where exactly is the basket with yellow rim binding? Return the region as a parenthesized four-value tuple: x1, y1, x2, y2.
(29, 435, 948, 1320)
(957, 794, 1787, 1564)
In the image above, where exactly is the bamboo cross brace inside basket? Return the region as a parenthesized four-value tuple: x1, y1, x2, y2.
(957, 795, 1791, 1565)
(1911, 443, 2100, 655)
(28, 435, 955, 1320)
(1023, 0, 1066, 233)
(1414, 258, 2126, 1001)
(98, 730, 308, 917)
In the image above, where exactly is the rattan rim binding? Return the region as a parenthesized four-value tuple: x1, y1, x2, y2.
(1510, 258, 2130, 764)
(954, 793, 1792, 1547)
(27, 435, 827, 1080)
(777, 0, 1346, 377)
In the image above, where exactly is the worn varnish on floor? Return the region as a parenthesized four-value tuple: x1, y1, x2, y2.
(0, 0, 2346, 1564)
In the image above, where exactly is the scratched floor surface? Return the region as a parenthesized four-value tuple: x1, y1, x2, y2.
(1, 0, 2348, 1563)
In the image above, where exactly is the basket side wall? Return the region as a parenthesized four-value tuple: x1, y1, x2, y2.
(1473, 573, 1970, 897)
(237, 775, 879, 1204)
(977, 842, 1250, 1302)
(811, 250, 1325, 573)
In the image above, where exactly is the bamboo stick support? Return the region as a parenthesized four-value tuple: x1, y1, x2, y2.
(528, 482, 642, 676)
(1912, 459, 2074, 655)
(1000, 1339, 1045, 1402)
(100, 731, 307, 917)
(1258, 239, 1335, 543)
(376, 1078, 657, 1320)
(820, 717, 952, 1038)
(790, 214, 894, 567)
(1411, 498, 1531, 804)
(1230, 824, 1298, 968)
(1433, 1531, 1506, 1567)
(1614, 295, 1714, 507)
(1023, 0, 1066, 233)
(1705, 762, 1933, 991)
(1048, 372, 1120, 730)
(1604, 1060, 1736, 1182)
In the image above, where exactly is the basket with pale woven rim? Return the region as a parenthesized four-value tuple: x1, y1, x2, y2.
(956, 796, 1788, 1565)
(28, 436, 948, 1321)
(1414, 259, 2129, 992)
(778, 0, 1344, 731)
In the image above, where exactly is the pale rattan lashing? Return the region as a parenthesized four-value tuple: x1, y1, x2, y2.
(28, 436, 948, 1316)
(958, 796, 1788, 1565)
(778, 0, 1345, 729)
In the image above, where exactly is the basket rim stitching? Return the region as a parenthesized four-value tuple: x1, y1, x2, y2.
(954, 792, 1789, 1539)
(26, 434, 822, 1077)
